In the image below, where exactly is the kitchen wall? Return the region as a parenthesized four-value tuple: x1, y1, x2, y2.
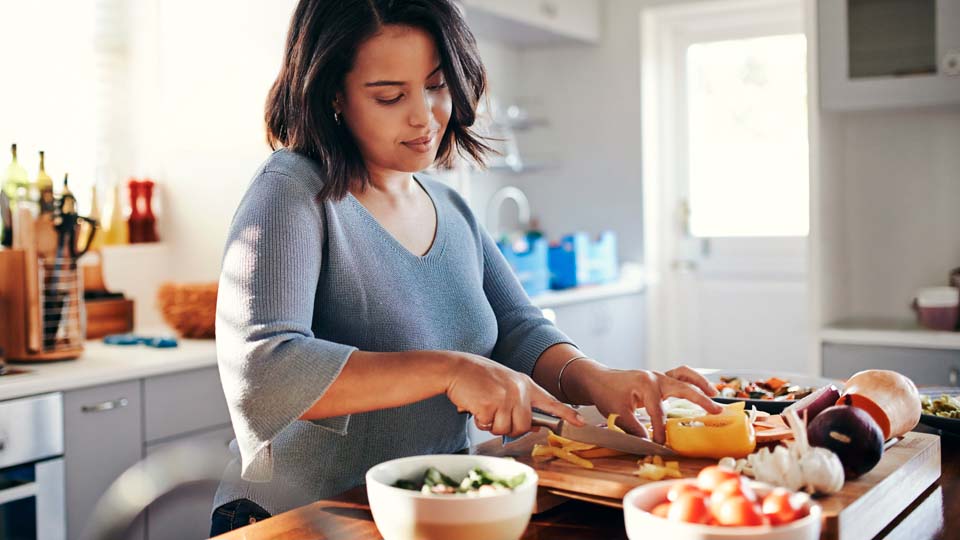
(110, 0, 524, 326)
(506, 0, 720, 264)
(819, 108, 960, 324)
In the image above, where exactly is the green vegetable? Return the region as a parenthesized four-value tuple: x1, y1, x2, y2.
(921, 394, 960, 419)
(392, 466, 526, 494)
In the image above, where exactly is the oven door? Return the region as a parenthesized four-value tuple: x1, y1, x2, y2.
(0, 457, 65, 540)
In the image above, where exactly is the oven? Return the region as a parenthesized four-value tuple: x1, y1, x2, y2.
(0, 392, 65, 540)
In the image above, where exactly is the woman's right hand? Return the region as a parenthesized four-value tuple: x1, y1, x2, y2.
(444, 352, 585, 438)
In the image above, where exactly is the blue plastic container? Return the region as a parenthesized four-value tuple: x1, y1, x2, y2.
(548, 231, 619, 290)
(497, 234, 550, 297)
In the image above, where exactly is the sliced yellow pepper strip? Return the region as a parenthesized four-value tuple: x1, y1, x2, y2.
(531, 444, 594, 469)
(665, 403, 756, 459)
(607, 413, 627, 433)
(547, 430, 596, 452)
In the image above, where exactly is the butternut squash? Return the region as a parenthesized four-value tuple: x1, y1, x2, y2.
(838, 370, 921, 440)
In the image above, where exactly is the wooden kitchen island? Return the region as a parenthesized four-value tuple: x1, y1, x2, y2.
(213, 426, 957, 540)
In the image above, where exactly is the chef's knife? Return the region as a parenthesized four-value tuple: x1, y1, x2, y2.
(531, 410, 678, 457)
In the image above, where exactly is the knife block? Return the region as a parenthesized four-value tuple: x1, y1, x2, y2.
(0, 249, 85, 361)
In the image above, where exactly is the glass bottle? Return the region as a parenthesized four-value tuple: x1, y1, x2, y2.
(2, 143, 29, 203)
(103, 183, 128, 245)
(36, 150, 55, 215)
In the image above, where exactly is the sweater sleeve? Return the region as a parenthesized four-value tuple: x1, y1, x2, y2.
(216, 171, 357, 483)
(481, 229, 576, 376)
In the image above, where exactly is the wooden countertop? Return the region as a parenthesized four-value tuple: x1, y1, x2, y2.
(213, 424, 957, 540)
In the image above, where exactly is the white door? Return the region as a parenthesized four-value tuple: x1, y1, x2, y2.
(642, 0, 813, 374)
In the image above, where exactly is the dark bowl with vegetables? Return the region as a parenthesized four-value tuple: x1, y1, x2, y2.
(365, 454, 538, 540)
(706, 370, 845, 414)
(918, 387, 960, 435)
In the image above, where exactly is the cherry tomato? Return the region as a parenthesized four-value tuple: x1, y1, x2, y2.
(762, 488, 807, 525)
(667, 492, 710, 524)
(651, 502, 671, 519)
(696, 466, 740, 493)
(712, 477, 758, 503)
(667, 482, 705, 502)
(707, 477, 754, 518)
(714, 495, 764, 527)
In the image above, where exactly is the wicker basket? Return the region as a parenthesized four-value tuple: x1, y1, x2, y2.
(156, 282, 217, 339)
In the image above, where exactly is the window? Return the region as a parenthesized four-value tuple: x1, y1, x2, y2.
(686, 33, 809, 237)
(0, 0, 124, 211)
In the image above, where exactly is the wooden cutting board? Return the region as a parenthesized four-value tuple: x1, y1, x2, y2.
(481, 430, 941, 540)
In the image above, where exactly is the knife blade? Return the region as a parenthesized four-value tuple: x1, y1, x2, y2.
(531, 411, 678, 457)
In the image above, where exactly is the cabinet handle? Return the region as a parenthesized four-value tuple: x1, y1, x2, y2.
(82, 398, 129, 413)
(950, 368, 958, 386)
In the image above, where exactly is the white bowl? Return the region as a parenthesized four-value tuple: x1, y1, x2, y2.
(366, 454, 538, 540)
(623, 479, 822, 540)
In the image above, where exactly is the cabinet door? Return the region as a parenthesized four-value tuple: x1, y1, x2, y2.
(822, 343, 960, 386)
(64, 380, 144, 540)
(462, 0, 600, 45)
(143, 367, 231, 443)
(550, 294, 646, 371)
(595, 294, 646, 371)
(144, 426, 235, 540)
(818, 0, 960, 110)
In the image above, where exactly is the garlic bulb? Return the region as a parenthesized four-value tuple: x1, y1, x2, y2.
(718, 408, 845, 495)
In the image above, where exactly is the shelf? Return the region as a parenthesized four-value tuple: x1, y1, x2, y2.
(821, 318, 960, 351)
(530, 263, 645, 309)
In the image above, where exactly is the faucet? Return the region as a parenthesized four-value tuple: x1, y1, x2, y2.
(486, 186, 530, 239)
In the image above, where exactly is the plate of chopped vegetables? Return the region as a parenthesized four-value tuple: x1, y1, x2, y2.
(919, 387, 960, 434)
(706, 370, 843, 414)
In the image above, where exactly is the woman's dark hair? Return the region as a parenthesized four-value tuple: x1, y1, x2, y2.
(266, 0, 493, 200)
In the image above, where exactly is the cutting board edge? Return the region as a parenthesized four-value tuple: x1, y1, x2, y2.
(826, 433, 941, 540)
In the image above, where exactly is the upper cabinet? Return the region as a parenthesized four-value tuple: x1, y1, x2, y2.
(819, 0, 960, 110)
(460, 0, 601, 46)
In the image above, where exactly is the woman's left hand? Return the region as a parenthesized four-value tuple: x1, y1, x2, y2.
(570, 363, 723, 444)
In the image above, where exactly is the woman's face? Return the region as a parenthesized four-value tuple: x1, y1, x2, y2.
(339, 25, 452, 177)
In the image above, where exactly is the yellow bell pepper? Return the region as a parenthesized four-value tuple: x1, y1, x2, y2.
(665, 402, 756, 459)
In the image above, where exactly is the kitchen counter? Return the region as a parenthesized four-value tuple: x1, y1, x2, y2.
(0, 332, 217, 401)
(529, 263, 645, 309)
(822, 318, 960, 351)
(213, 425, 957, 540)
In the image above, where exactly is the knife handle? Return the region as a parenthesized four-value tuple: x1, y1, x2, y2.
(531, 411, 563, 431)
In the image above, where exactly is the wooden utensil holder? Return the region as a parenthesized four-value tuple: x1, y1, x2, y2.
(0, 249, 85, 361)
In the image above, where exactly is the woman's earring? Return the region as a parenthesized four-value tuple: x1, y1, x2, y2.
(334, 111, 342, 126)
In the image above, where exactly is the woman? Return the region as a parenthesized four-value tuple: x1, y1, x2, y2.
(211, 0, 722, 534)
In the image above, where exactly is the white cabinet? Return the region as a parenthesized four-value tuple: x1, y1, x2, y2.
(64, 381, 145, 540)
(144, 426, 235, 540)
(551, 294, 646, 371)
(819, 0, 960, 110)
(62, 367, 233, 540)
(823, 343, 960, 386)
(461, 0, 601, 46)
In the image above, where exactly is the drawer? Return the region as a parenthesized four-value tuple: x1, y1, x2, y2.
(143, 367, 231, 442)
(0, 393, 62, 468)
(822, 343, 960, 386)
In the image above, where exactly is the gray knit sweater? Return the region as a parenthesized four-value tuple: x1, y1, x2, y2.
(212, 149, 573, 515)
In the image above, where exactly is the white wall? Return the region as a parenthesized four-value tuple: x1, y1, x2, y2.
(508, 0, 645, 262)
(821, 108, 960, 324)
(114, 0, 523, 325)
(506, 0, 722, 263)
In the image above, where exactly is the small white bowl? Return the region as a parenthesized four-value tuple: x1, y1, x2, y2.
(623, 479, 822, 540)
(366, 454, 538, 540)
